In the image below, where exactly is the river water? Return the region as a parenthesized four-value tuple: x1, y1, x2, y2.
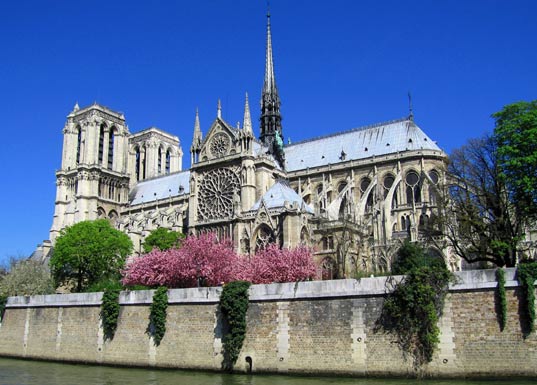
(0, 358, 533, 385)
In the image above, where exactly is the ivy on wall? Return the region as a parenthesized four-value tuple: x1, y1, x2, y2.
(149, 287, 168, 345)
(100, 288, 121, 340)
(219, 281, 251, 371)
(517, 262, 537, 335)
(496, 268, 507, 331)
(377, 265, 453, 369)
(0, 295, 7, 322)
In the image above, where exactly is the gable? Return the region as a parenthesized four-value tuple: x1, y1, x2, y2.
(199, 118, 240, 161)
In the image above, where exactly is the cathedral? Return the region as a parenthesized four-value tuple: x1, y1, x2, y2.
(43, 13, 456, 278)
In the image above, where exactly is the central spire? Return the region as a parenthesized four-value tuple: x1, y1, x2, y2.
(263, 10, 278, 99)
(260, 9, 285, 169)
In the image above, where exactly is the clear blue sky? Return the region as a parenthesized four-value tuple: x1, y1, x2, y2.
(0, 0, 536, 265)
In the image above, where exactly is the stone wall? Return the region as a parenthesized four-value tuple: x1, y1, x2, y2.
(0, 269, 535, 378)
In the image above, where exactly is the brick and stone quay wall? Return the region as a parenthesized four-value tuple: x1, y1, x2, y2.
(0, 269, 536, 378)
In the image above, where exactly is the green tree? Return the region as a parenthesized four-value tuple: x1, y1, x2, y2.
(142, 227, 184, 253)
(493, 101, 537, 223)
(50, 220, 133, 292)
(391, 240, 445, 275)
(0, 259, 54, 297)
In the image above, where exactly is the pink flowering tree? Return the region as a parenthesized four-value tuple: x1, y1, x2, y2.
(249, 244, 317, 284)
(122, 233, 319, 288)
(122, 233, 242, 288)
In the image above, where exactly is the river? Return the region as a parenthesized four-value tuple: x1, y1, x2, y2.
(0, 357, 533, 385)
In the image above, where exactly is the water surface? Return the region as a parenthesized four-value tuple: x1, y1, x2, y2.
(0, 358, 533, 385)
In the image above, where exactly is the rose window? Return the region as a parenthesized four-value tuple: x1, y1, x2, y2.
(197, 168, 240, 221)
(210, 133, 230, 158)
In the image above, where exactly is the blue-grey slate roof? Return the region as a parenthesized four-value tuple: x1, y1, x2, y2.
(284, 118, 442, 172)
(250, 181, 314, 213)
(130, 171, 190, 205)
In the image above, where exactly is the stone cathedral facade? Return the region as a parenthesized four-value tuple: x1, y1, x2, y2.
(44, 14, 457, 277)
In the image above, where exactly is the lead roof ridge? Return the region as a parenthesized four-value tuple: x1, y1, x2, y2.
(284, 117, 411, 148)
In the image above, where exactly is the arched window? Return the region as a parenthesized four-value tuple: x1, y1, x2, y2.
(98, 125, 105, 164)
(383, 174, 395, 198)
(360, 177, 371, 198)
(338, 182, 348, 219)
(76, 126, 82, 164)
(300, 227, 309, 244)
(158, 148, 162, 175)
(254, 224, 275, 252)
(405, 171, 421, 204)
(107, 129, 115, 169)
(135, 147, 141, 181)
(165, 149, 171, 174)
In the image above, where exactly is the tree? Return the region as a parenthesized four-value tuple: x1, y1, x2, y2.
(0, 259, 54, 297)
(493, 101, 537, 223)
(433, 135, 522, 267)
(122, 233, 241, 288)
(248, 244, 317, 284)
(122, 234, 318, 288)
(50, 220, 133, 292)
(391, 240, 445, 275)
(142, 227, 184, 253)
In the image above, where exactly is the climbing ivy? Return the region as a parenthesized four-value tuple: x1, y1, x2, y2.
(496, 268, 507, 331)
(149, 286, 168, 345)
(377, 265, 453, 369)
(100, 288, 121, 340)
(220, 281, 251, 371)
(0, 295, 7, 322)
(517, 262, 537, 334)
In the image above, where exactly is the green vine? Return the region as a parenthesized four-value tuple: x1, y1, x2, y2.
(496, 268, 507, 331)
(377, 265, 453, 369)
(0, 295, 7, 322)
(517, 262, 537, 334)
(100, 288, 121, 340)
(149, 286, 168, 345)
(219, 281, 251, 371)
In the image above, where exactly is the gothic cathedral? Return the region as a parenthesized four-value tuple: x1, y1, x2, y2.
(45, 13, 457, 278)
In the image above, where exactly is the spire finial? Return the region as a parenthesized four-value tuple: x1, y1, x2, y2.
(192, 108, 202, 143)
(243, 92, 253, 134)
(217, 99, 222, 119)
(73, 101, 80, 112)
(408, 91, 414, 120)
(259, 3, 284, 169)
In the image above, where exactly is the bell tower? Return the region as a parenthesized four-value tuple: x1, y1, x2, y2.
(50, 103, 131, 242)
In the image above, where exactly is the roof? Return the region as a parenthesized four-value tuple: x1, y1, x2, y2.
(250, 180, 314, 213)
(284, 118, 443, 172)
(130, 171, 190, 205)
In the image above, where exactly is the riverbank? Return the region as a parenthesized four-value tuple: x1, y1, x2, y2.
(0, 269, 535, 378)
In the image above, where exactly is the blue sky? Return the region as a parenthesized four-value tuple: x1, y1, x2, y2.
(0, 0, 536, 265)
